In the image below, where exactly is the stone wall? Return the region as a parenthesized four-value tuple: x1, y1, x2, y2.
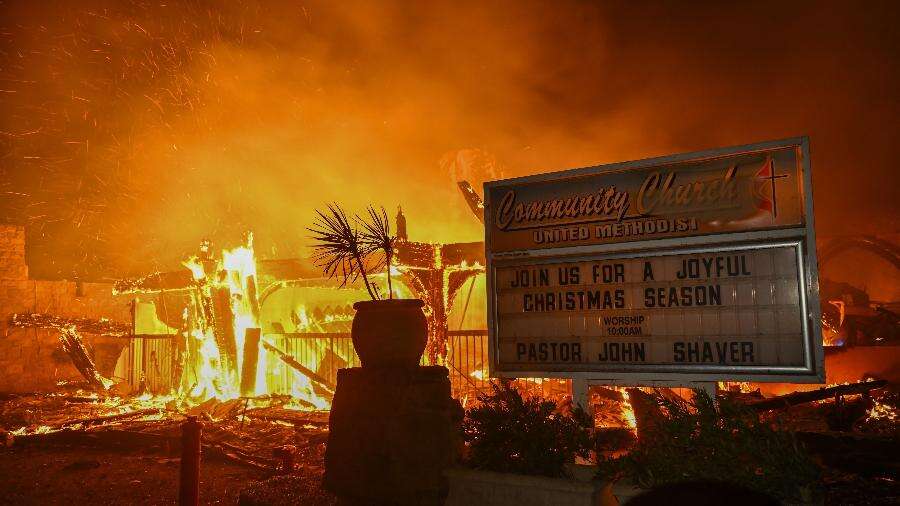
(0, 225, 132, 393)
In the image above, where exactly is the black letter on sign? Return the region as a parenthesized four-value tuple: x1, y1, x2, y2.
(643, 261, 654, 281)
(673, 342, 685, 362)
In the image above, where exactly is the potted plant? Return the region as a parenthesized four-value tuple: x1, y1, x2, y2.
(309, 203, 427, 368)
(446, 381, 615, 506)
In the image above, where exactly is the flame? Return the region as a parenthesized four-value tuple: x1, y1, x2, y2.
(288, 374, 331, 410)
(183, 257, 206, 280)
(720, 381, 756, 393)
(189, 326, 237, 400)
(294, 305, 313, 332)
(223, 240, 264, 393)
(620, 389, 637, 431)
(9, 391, 176, 437)
(11, 425, 54, 436)
(822, 300, 847, 346)
(867, 398, 898, 423)
(171, 234, 332, 409)
(264, 338, 331, 410)
(591, 386, 637, 433)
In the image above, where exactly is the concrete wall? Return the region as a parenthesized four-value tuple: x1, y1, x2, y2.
(0, 225, 131, 393)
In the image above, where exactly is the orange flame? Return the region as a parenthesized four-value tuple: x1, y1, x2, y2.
(177, 234, 330, 409)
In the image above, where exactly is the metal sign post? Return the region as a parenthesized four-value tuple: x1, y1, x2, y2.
(483, 137, 823, 402)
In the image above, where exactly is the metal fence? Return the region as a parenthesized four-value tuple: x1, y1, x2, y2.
(446, 330, 490, 400)
(114, 330, 570, 402)
(266, 333, 360, 396)
(268, 331, 492, 399)
(445, 330, 572, 402)
(113, 337, 176, 394)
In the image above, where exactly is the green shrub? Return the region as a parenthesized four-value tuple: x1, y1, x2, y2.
(461, 381, 594, 478)
(598, 389, 820, 502)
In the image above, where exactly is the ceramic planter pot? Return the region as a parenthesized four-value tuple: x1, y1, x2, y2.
(351, 299, 427, 368)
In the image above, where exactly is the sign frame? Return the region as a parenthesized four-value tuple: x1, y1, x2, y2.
(484, 137, 824, 383)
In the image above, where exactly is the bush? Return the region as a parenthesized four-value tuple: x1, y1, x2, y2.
(461, 381, 594, 478)
(597, 389, 820, 502)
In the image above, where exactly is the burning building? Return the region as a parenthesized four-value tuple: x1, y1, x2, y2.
(1, 207, 495, 406)
(0, 1, 898, 503)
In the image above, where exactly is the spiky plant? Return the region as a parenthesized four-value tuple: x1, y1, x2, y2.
(462, 381, 595, 478)
(596, 389, 820, 502)
(358, 205, 396, 299)
(308, 203, 378, 300)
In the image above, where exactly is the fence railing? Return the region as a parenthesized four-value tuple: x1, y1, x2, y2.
(445, 330, 572, 402)
(113, 329, 570, 403)
(265, 333, 359, 397)
(446, 330, 490, 400)
(113, 336, 176, 394)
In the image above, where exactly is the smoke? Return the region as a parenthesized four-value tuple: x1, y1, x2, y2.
(1, 0, 898, 279)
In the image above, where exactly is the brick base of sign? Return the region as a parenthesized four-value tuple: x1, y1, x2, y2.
(444, 467, 618, 506)
(324, 366, 460, 505)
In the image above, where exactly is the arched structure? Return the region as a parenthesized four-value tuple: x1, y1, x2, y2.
(818, 236, 900, 273)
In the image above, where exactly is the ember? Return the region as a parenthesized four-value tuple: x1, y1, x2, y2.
(1, 1, 898, 504)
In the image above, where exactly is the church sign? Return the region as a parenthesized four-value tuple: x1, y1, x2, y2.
(484, 137, 824, 382)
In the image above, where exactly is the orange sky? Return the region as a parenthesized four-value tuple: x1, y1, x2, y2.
(1, 0, 898, 279)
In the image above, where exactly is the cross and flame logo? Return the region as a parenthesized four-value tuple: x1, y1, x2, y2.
(753, 157, 789, 218)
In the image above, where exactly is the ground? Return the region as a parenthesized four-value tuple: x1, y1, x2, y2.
(0, 444, 337, 506)
(3, 442, 899, 505)
(1, 390, 898, 505)
(0, 445, 260, 505)
(0, 392, 339, 505)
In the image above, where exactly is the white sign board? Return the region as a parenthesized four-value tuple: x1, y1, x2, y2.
(484, 138, 823, 382)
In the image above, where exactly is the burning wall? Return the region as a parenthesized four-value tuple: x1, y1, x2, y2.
(0, 225, 132, 392)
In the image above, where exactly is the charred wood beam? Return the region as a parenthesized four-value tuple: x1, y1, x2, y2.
(260, 340, 335, 394)
(113, 270, 196, 294)
(246, 276, 261, 323)
(240, 328, 261, 397)
(747, 380, 888, 411)
(58, 327, 111, 390)
(243, 407, 330, 426)
(116, 246, 484, 299)
(11, 313, 130, 337)
(439, 241, 486, 266)
(51, 408, 161, 429)
(202, 441, 275, 471)
(457, 181, 485, 223)
(115, 258, 322, 295)
(210, 287, 238, 380)
(11, 313, 177, 340)
(12, 427, 178, 449)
